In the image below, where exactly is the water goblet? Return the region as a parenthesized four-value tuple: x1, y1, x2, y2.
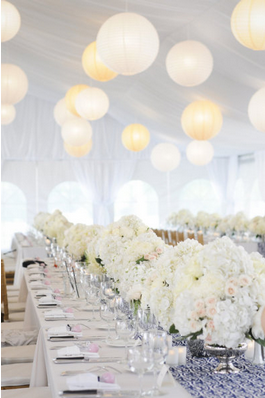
(100, 302, 115, 341)
(115, 318, 137, 360)
(86, 286, 101, 321)
(127, 346, 154, 397)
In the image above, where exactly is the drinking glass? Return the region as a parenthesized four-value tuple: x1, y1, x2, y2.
(127, 346, 154, 397)
(100, 302, 115, 341)
(148, 331, 169, 396)
(86, 286, 101, 320)
(115, 318, 137, 359)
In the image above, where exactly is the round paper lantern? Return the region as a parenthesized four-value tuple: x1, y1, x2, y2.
(1, 103, 16, 125)
(166, 41, 213, 87)
(181, 100, 223, 140)
(1, 1, 21, 42)
(53, 98, 75, 126)
(82, 41, 118, 82)
(65, 84, 89, 116)
(75, 87, 109, 121)
(61, 118, 92, 146)
(1, 64, 28, 104)
(186, 140, 214, 166)
(64, 140, 93, 158)
(122, 124, 150, 152)
(97, 12, 159, 76)
(248, 87, 265, 133)
(231, 0, 265, 50)
(151, 143, 181, 172)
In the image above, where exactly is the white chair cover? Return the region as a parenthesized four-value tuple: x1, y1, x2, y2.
(1, 363, 33, 386)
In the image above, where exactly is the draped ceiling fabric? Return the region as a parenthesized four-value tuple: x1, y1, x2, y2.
(1, 0, 265, 225)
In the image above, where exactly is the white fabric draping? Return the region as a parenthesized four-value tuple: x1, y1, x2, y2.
(255, 151, 265, 202)
(226, 155, 238, 214)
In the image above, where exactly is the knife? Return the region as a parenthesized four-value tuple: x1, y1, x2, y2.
(53, 357, 122, 364)
(59, 390, 138, 397)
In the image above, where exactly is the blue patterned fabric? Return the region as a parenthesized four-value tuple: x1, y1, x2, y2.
(170, 340, 265, 398)
(258, 242, 265, 258)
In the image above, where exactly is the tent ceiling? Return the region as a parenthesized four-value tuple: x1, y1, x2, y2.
(2, 0, 265, 157)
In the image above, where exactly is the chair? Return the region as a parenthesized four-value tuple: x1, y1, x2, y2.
(1, 362, 32, 389)
(197, 232, 204, 245)
(2, 345, 36, 364)
(1, 387, 52, 397)
(170, 231, 177, 246)
(187, 231, 195, 239)
(162, 230, 170, 244)
(177, 231, 185, 242)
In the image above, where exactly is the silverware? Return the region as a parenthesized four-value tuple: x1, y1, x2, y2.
(61, 365, 122, 376)
(53, 357, 122, 364)
(58, 390, 139, 397)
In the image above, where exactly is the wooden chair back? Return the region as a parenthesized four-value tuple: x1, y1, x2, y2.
(197, 232, 204, 245)
(1, 259, 9, 321)
(170, 231, 177, 246)
(177, 231, 185, 242)
(187, 231, 195, 239)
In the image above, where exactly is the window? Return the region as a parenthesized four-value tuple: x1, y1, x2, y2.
(48, 181, 93, 224)
(1, 182, 28, 250)
(114, 180, 159, 227)
(178, 179, 221, 215)
(249, 180, 265, 218)
(234, 179, 246, 213)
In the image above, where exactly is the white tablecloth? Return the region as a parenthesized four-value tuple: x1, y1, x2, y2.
(21, 267, 191, 398)
(12, 233, 47, 286)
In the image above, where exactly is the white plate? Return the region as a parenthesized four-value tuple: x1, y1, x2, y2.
(106, 339, 141, 347)
(96, 323, 115, 330)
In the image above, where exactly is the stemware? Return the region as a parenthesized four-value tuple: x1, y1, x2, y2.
(115, 318, 137, 359)
(100, 302, 115, 341)
(127, 346, 154, 397)
(86, 287, 101, 320)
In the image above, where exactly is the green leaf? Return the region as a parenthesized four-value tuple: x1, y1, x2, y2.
(95, 257, 104, 267)
(136, 256, 149, 265)
(169, 324, 179, 334)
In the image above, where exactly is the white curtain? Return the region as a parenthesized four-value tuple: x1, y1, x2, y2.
(225, 155, 238, 214)
(207, 158, 228, 215)
(255, 151, 265, 201)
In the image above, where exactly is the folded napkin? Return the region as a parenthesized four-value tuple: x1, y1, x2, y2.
(35, 290, 52, 297)
(38, 296, 61, 306)
(44, 309, 74, 319)
(28, 269, 44, 275)
(29, 274, 44, 281)
(48, 325, 82, 338)
(29, 281, 46, 289)
(67, 373, 120, 391)
(27, 263, 40, 270)
(57, 345, 99, 358)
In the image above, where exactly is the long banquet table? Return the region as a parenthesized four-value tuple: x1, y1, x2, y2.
(20, 264, 191, 398)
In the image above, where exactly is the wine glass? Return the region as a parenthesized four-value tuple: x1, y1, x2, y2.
(86, 287, 101, 320)
(127, 346, 154, 397)
(148, 331, 169, 396)
(115, 318, 137, 360)
(100, 302, 115, 341)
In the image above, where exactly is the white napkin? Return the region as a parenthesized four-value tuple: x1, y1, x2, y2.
(28, 269, 44, 275)
(57, 345, 99, 358)
(38, 296, 61, 306)
(29, 274, 44, 281)
(48, 325, 82, 338)
(67, 373, 120, 391)
(27, 263, 40, 269)
(29, 281, 46, 289)
(36, 290, 51, 297)
(44, 309, 74, 319)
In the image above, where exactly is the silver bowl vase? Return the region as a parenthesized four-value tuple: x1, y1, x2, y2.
(204, 343, 248, 374)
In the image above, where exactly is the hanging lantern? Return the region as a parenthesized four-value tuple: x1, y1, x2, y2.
(75, 87, 109, 121)
(122, 123, 150, 152)
(186, 140, 214, 166)
(61, 118, 92, 146)
(1, 64, 28, 104)
(1, 1, 21, 42)
(1, 103, 16, 125)
(97, 12, 159, 76)
(181, 100, 223, 140)
(82, 41, 118, 82)
(151, 143, 181, 172)
(248, 87, 265, 133)
(231, 0, 265, 50)
(64, 140, 93, 158)
(65, 84, 89, 116)
(54, 98, 75, 126)
(166, 40, 213, 87)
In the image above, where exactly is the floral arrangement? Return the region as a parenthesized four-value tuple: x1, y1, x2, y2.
(167, 237, 265, 348)
(228, 211, 249, 233)
(167, 209, 194, 229)
(34, 212, 51, 231)
(195, 211, 221, 230)
(42, 210, 72, 246)
(63, 223, 103, 260)
(249, 216, 265, 237)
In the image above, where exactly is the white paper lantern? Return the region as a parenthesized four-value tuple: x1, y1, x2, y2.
(1, 64, 28, 104)
(61, 118, 92, 146)
(231, 0, 265, 51)
(1, 1, 21, 42)
(186, 140, 214, 166)
(166, 40, 213, 87)
(54, 98, 76, 126)
(97, 12, 159, 76)
(75, 87, 109, 121)
(64, 140, 93, 158)
(181, 100, 223, 140)
(1, 103, 16, 125)
(151, 143, 181, 172)
(248, 87, 265, 133)
(122, 123, 150, 152)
